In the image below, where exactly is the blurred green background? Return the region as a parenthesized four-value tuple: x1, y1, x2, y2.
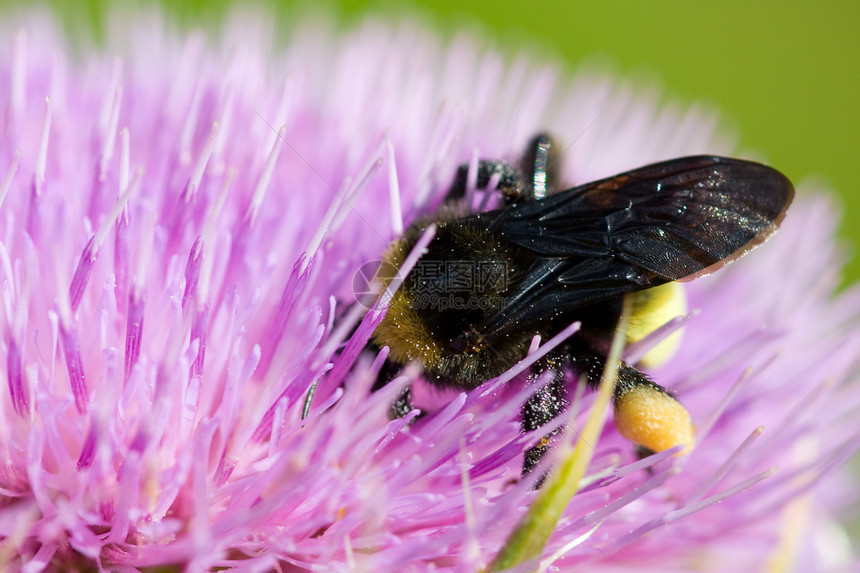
(7, 0, 860, 282)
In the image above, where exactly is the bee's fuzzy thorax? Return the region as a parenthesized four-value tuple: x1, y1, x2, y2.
(373, 216, 536, 387)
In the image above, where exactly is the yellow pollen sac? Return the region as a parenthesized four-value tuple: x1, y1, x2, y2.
(614, 384, 695, 454)
(627, 282, 687, 368)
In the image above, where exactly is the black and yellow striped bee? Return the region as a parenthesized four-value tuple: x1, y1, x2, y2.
(370, 134, 794, 474)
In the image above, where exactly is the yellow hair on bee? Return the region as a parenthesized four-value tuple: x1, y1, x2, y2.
(613, 383, 695, 454)
(626, 282, 687, 368)
(371, 237, 444, 367)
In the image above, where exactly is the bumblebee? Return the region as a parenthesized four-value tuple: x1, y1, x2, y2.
(370, 134, 794, 474)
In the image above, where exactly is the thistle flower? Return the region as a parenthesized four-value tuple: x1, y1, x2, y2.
(0, 9, 858, 572)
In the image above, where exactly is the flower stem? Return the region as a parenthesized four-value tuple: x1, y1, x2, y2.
(489, 295, 632, 571)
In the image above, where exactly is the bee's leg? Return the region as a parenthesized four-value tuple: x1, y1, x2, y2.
(611, 361, 695, 456)
(371, 357, 414, 419)
(519, 132, 560, 200)
(445, 132, 562, 206)
(446, 159, 525, 203)
(521, 349, 694, 480)
(522, 368, 569, 476)
(571, 349, 695, 456)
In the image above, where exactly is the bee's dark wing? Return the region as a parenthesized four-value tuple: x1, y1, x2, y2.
(472, 156, 794, 340)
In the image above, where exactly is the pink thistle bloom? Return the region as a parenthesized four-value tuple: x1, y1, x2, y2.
(1, 9, 858, 572)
